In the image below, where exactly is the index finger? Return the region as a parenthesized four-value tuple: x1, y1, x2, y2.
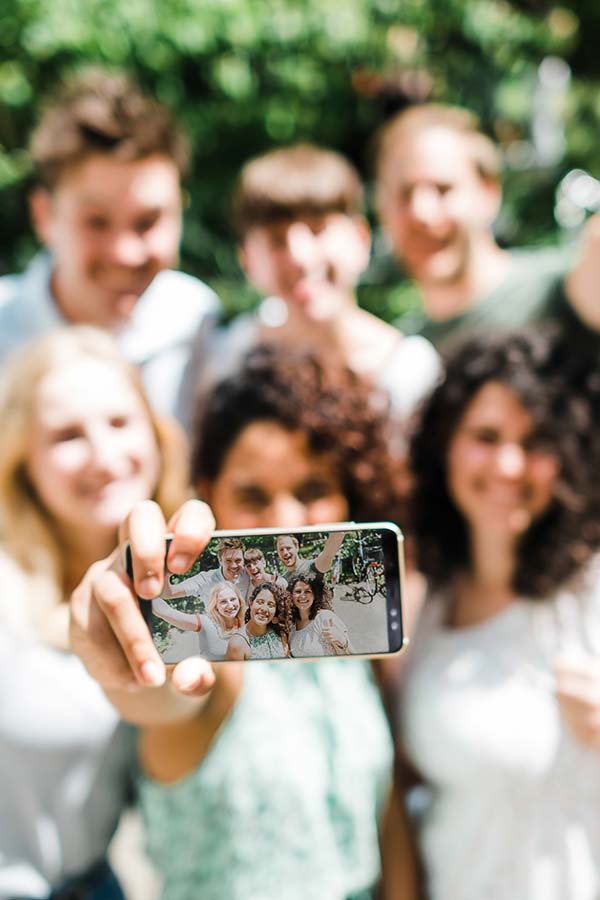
(119, 500, 168, 599)
(165, 499, 216, 574)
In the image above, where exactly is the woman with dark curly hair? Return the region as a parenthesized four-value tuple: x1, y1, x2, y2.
(70, 342, 417, 900)
(399, 327, 600, 900)
(227, 581, 292, 659)
(288, 571, 353, 657)
(191, 342, 407, 527)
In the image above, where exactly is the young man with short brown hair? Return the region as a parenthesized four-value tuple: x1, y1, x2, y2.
(0, 68, 219, 424)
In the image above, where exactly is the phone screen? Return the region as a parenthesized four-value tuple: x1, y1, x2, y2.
(133, 524, 404, 663)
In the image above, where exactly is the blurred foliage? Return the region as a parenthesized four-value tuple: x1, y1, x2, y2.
(1, 0, 599, 321)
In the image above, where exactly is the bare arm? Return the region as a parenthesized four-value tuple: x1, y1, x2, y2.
(315, 531, 347, 574)
(152, 595, 198, 631)
(320, 611, 353, 655)
(226, 633, 251, 661)
(378, 773, 421, 900)
(556, 655, 600, 752)
(564, 213, 600, 331)
(162, 569, 208, 601)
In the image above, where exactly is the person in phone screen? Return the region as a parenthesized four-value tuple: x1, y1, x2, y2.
(151, 582, 246, 662)
(276, 530, 346, 584)
(227, 582, 291, 660)
(70, 343, 418, 900)
(243, 547, 287, 598)
(0, 325, 188, 898)
(161, 537, 250, 606)
(400, 327, 600, 900)
(288, 572, 353, 657)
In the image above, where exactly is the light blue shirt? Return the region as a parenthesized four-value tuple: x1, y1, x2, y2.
(0, 253, 219, 428)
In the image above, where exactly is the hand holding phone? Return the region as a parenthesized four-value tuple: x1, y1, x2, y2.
(69, 499, 218, 720)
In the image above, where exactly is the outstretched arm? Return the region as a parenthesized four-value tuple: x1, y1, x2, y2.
(565, 212, 600, 331)
(162, 569, 208, 601)
(315, 531, 347, 574)
(152, 596, 199, 631)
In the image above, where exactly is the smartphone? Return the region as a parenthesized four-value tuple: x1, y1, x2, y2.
(128, 522, 406, 663)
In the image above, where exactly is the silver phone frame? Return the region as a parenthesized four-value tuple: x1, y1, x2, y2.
(148, 520, 409, 662)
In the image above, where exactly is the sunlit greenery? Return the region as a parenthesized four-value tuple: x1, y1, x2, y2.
(1, 0, 598, 320)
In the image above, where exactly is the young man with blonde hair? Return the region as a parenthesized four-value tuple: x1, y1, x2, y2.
(374, 102, 600, 352)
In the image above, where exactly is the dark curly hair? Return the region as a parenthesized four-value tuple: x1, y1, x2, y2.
(287, 571, 333, 624)
(246, 581, 293, 641)
(410, 326, 600, 599)
(191, 343, 406, 524)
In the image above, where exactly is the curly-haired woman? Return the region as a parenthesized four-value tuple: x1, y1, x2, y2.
(288, 571, 352, 657)
(399, 327, 600, 900)
(70, 343, 417, 900)
(227, 581, 292, 659)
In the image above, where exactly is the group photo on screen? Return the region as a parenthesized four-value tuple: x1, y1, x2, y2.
(149, 529, 390, 662)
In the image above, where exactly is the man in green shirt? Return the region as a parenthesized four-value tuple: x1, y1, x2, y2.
(373, 102, 600, 354)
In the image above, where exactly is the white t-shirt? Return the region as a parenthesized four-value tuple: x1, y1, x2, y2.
(196, 614, 243, 662)
(168, 567, 250, 608)
(0, 553, 134, 898)
(290, 609, 349, 658)
(193, 305, 441, 421)
(0, 627, 133, 898)
(399, 566, 600, 900)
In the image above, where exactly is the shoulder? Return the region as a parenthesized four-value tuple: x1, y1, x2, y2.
(508, 245, 571, 276)
(0, 270, 25, 307)
(145, 270, 220, 318)
(0, 256, 53, 356)
(313, 609, 332, 629)
(230, 628, 251, 648)
(0, 551, 41, 633)
(382, 334, 442, 415)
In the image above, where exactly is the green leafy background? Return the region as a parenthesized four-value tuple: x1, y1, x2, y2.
(1, 0, 598, 323)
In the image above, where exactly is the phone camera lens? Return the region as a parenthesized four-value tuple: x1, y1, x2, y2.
(390, 621, 399, 630)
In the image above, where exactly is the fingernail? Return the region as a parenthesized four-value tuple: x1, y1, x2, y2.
(170, 554, 192, 572)
(138, 575, 162, 597)
(140, 660, 166, 687)
(176, 656, 205, 691)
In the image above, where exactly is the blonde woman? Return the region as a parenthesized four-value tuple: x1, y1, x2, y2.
(152, 581, 246, 662)
(0, 326, 188, 899)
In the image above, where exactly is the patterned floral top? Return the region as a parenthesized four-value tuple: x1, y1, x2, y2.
(242, 624, 287, 659)
(140, 660, 392, 900)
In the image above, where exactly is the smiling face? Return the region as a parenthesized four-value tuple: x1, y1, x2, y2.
(240, 213, 370, 323)
(245, 553, 266, 580)
(26, 358, 161, 539)
(32, 153, 182, 329)
(214, 584, 241, 621)
(250, 587, 278, 626)
(276, 536, 299, 570)
(220, 549, 245, 582)
(202, 421, 349, 530)
(447, 381, 560, 540)
(291, 579, 315, 614)
(377, 127, 500, 288)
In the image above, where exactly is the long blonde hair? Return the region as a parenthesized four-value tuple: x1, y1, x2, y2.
(0, 326, 190, 633)
(207, 582, 246, 631)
